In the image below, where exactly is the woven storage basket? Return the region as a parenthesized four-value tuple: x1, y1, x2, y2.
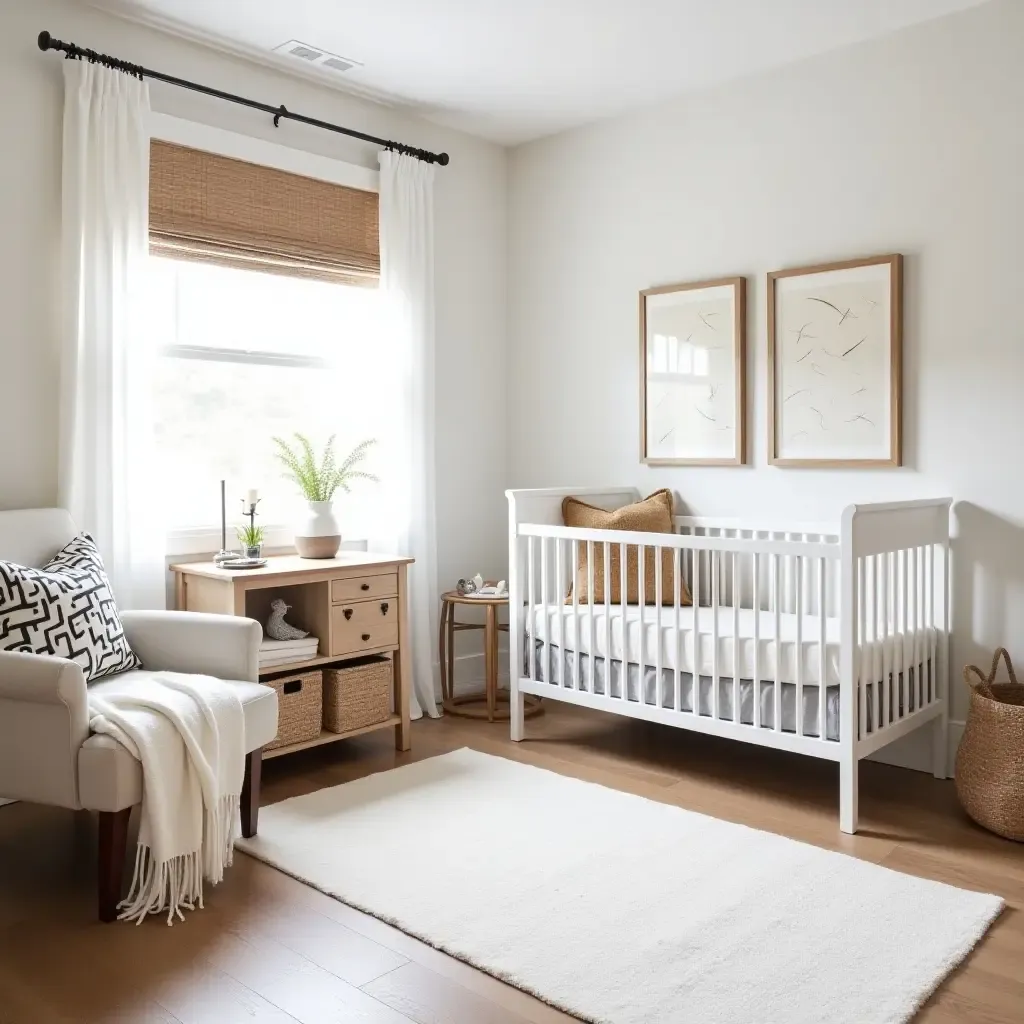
(955, 648, 1024, 841)
(263, 669, 323, 751)
(323, 656, 392, 733)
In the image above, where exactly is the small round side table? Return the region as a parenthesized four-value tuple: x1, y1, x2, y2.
(439, 588, 543, 722)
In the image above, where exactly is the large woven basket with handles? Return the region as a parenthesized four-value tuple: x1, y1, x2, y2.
(955, 648, 1024, 841)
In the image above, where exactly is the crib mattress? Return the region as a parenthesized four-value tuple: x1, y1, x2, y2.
(528, 641, 841, 739)
(527, 641, 931, 741)
(528, 604, 936, 689)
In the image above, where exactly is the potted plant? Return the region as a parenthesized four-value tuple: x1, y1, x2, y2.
(272, 434, 378, 558)
(236, 522, 265, 560)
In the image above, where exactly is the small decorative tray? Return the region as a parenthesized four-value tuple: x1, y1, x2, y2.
(218, 557, 268, 570)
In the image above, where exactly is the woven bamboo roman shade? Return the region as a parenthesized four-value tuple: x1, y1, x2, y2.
(149, 140, 379, 285)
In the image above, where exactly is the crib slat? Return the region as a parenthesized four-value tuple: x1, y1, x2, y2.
(753, 549, 761, 729)
(571, 540, 579, 691)
(917, 548, 925, 708)
(732, 548, 740, 727)
(655, 546, 663, 709)
(620, 542, 628, 703)
(527, 536, 536, 683)
(673, 547, 682, 712)
(711, 549, 720, 721)
(927, 543, 936, 704)
(773, 553, 781, 733)
(794, 552, 804, 736)
(540, 537, 549, 686)
(880, 553, 889, 730)
(898, 548, 907, 718)
(818, 556, 827, 741)
(639, 544, 647, 706)
(604, 542, 611, 699)
(586, 541, 595, 695)
(557, 540, 566, 690)
(693, 547, 702, 716)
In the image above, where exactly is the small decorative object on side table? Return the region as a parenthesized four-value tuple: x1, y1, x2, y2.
(439, 582, 543, 723)
(272, 434, 379, 559)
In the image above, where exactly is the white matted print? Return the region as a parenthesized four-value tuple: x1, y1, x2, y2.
(640, 276, 746, 465)
(768, 255, 902, 467)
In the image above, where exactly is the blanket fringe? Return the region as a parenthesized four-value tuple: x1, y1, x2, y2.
(119, 794, 240, 926)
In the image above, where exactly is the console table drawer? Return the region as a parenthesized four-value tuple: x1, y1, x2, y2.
(331, 573, 398, 604)
(331, 599, 399, 655)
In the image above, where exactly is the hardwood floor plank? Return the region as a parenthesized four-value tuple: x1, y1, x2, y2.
(241, 899, 410, 987)
(150, 957, 301, 1024)
(201, 929, 416, 1023)
(362, 961, 538, 1024)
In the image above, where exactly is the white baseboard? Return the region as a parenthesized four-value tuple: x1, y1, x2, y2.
(864, 718, 964, 776)
(0, 799, 14, 808)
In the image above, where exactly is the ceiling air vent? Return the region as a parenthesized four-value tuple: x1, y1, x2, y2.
(272, 40, 362, 74)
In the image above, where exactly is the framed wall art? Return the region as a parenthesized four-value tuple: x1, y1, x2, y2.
(640, 276, 746, 466)
(767, 253, 903, 468)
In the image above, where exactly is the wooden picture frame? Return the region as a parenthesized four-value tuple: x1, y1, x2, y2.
(640, 276, 746, 466)
(767, 254, 903, 468)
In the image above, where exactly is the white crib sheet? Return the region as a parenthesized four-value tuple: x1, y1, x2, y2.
(527, 604, 935, 688)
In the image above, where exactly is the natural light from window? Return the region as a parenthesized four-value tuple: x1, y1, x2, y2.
(146, 258, 388, 539)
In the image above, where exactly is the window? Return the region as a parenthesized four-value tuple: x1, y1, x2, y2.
(146, 257, 388, 538)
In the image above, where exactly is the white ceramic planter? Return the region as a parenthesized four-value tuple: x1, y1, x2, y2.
(295, 500, 341, 558)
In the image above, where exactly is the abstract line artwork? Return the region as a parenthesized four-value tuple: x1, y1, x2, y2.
(640, 276, 746, 465)
(768, 255, 902, 467)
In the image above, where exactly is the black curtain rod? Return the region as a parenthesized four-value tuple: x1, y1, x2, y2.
(37, 30, 449, 166)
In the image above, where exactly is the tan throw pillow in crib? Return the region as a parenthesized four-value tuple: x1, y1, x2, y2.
(562, 489, 691, 606)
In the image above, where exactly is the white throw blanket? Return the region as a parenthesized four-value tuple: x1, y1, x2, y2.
(88, 672, 245, 924)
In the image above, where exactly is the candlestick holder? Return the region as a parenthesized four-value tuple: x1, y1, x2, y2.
(213, 479, 235, 565)
(238, 498, 263, 558)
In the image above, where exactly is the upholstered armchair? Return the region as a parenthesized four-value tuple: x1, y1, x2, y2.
(0, 509, 278, 921)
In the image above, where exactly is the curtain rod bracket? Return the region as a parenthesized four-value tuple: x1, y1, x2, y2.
(37, 29, 450, 166)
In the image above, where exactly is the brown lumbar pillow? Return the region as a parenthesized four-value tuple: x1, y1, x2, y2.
(562, 489, 691, 606)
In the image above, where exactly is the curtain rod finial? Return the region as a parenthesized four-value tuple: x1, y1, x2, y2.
(438, 153, 450, 166)
(37, 30, 52, 51)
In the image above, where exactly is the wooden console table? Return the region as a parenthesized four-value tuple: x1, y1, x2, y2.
(171, 553, 414, 758)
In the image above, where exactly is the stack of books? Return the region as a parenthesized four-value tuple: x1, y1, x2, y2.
(259, 636, 319, 670)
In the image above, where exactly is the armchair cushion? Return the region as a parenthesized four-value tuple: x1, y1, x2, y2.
(0, 533, 140, 682)
(79, 671, 278, 812)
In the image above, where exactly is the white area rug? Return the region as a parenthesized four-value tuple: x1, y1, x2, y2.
(238, 749, 1002, 1024)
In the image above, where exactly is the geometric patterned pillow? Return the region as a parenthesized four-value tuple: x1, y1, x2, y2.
(0, 533, 141, 682)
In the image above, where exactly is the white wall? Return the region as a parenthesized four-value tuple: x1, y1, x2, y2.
(0, 0, 508, 632)
(508, 0, 1024, 738)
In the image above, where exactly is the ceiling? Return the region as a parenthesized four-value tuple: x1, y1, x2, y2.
(86, 0, 989, 144)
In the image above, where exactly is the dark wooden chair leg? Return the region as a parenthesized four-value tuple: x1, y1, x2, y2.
(97, 807, 132, 923)
(241, 748, 262, 838)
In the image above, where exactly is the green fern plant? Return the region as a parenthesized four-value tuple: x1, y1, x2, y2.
(236, 523, 265, 548)
(272, 434, 379, 503)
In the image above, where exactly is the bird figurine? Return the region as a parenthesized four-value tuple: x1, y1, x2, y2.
(265, 598, 308, 641)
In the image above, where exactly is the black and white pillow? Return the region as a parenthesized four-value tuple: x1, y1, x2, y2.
(0, 533, 141, 682)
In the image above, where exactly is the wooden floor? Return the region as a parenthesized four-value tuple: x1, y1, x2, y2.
(0, 703, 1020, 1023)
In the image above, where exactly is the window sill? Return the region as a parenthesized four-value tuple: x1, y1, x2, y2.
(165, 526, 368, 558)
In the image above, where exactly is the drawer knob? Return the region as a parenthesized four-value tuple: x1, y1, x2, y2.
(362, 633, 371, 642)
(360, 582, 370, 591)
(343, 608, 353, 621)
(380, 601, 389, 615)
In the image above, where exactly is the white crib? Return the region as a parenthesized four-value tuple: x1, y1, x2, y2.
(506, 487, 952, 834)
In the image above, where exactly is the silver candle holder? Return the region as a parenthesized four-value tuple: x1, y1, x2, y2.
(213, 479, 234, 565)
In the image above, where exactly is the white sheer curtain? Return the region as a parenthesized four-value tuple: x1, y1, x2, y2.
(59, 61, 165, 609)
(374, 151, 441, 719)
